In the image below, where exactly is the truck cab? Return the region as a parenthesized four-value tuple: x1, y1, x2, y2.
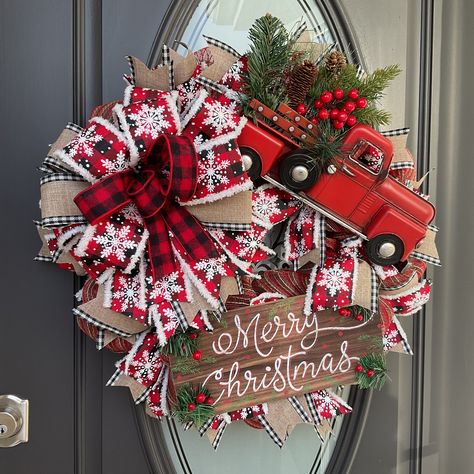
(238, 117, 435, 266)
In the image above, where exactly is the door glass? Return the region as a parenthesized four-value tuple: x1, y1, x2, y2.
(161, 2, 354, 472)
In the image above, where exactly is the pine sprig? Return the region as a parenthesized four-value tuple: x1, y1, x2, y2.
(171, 355, 216, 375)
(348, 305, 373, 322)
(160, 328, 199, 358)
(172, 384, 215, 427)
(356, 353, 387, 390)
(353, 106, 392, 127)
(243, 14, 294, 112)
(358, 65, 402, 101)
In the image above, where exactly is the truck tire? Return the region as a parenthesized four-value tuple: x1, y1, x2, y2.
(279, 150, 320, 192)
(365, 234, 404, 265)
(239, 146, 262, 181)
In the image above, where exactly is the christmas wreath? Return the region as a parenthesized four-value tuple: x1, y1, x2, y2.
(35, 15, 440, 448)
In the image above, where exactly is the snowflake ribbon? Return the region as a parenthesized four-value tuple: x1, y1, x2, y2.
(75, 134, 219, 280)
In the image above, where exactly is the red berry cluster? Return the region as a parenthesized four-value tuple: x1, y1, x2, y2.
(187, 392, 214, 412)
(338, 307, 364, 321)
(305, 88, 367, 130)
(355, 364, 374, 378)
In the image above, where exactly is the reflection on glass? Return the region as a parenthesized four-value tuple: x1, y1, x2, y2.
(179, 0, 334, 55)
(165, 2, 349, 473)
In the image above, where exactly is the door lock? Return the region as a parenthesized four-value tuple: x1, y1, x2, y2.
(0, 395, 29, 447)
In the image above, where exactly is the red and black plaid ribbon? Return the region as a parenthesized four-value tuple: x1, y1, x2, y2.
(75, 134, 219, 279)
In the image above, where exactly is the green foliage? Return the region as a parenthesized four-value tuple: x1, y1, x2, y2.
(356, 353, 387, 390)
(172, 384, 214, 427)
(171, 354, 216, 375)
(243, 14, 295, 112)
(358, 65, 402, 101)
(348, 305, 373, 322)
(160, 328, 200, 358)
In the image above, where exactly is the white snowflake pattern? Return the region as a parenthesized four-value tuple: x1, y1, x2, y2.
(405, 290, 429, 309)
(316, 391, 338, 417)
(222, 60, 244, 83)
(121, 203, 143, 223)
(101, 150, 129, 174)
(198, 149, 230, 192)
(129, 103, 171, 139)
(194, 256, 227, 281)
(288, 240, 309, 260)
(317, 262, 351, 297)
(383, 328, 399, 350)
(149, 272, 184, 301)
(94, 222, 137, 261)
(193, 134, 205, 148)
(131, 349, 161, 385)
(238, 409, 248, 420)
(203, 100, 237, 134)
(253, 191, 280, 219)
(66, 124, 102, 158)
(294, 206, 315, 231)
(235, 230, 261, 258)
(163, 318, 178, 333)
(115, 274, 141, 312)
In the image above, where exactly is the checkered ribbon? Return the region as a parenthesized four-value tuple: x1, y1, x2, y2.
(74, 134, 219, 279)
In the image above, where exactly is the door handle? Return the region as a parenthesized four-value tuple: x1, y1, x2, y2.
(0, 395, 29, 447)
(342, 164, 356, 177)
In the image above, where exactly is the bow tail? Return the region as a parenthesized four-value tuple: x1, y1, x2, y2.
(146, 214, 180, 281)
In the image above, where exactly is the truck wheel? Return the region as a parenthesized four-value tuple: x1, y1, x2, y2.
(279, 150, 320, 192)
(365, 234, 404, 265)
(239, 146, 262, 181)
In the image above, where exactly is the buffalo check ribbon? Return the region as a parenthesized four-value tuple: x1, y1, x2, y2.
(74, 134, 219, 279)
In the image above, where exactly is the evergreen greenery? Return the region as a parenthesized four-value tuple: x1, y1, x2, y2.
(356, 352, 388, 390)
(172, 384, 215, 427)
(160, 328, 200, 358)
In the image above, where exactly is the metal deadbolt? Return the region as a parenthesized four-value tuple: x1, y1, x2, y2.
(327, 164, 337, 174)
(291, 165, 309, 182)
(0, 395, 29, 448)
(378, 242, 396, 258)
(241, 154, 253, 171)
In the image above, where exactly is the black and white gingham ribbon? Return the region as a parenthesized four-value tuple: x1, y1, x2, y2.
(40, 173, 86, 186)
(96, 328, 106, 350)
(288, 396, 312, 423)
(382, 127, 410, 137)
(34, 254, 53, 263)
(39, 156, 76, 174)
(235, 274, 243, 295)
(411, 251, 442, 266)
(257, 415, 283, 448)
(370, 265, 379, 314)
(41, 215, 87, 228)
(390, 161, 415, 170)
(319, 214, 326, 264)
(304, 393, 322, 425)
(198, 417, 214, 436)
(211, 422, 228, 450)
(202, 221, 252, 232)
(428, 224, 439, 232)
(125, 55, 136, 85)
(106, 367, 122, 387)
(171, 301, 189, 330)
(73, 308, 134, 338)
(195, 76, 226, 95)
(203, 35, 240, 58)
(66, 121, 83, 134)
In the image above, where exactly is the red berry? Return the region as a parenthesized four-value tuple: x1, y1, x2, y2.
(205, 396, 214, 405)
(196, 393, 206, 404)
(338, 111, 348, 122)
(333, 88, 344, 100)
(188, 332, 198, 340)
(355, 314, 364, 321)
(314, 99, 323, 109)
(296, 103, 308, 115)
(343, 101, 356, 113)
(192, 350, 202, 361)
(348, 88, 359, 99)
(333, 120, 344, 130)
(310, 116, 319, 125)
(318, 108, 329, 120)
(320, 90, 333, 103)
(338, 308, 351, 317)
(355, 364, 364, 373)
(366, 369, 375, 378)
(356, 97, 368, 108)
(187, 403, 196, 412)
(330, 108, 340, 120)
(346, 115, 357, 126)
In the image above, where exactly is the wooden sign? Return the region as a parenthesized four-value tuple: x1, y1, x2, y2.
(170, 296, 383, 414)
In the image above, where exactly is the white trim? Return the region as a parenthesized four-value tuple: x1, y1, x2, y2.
(124, 228, 149, 274)
(113, 103, 140, 166)
(185, 179, 253, 207)
(180, 89, 207, 130)
(74, 224, 97, 257)
(195, 116, 248, 152)
(304, 264, 319, 316)
(54, 149, 97, 183)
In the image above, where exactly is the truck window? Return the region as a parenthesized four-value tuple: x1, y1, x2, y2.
(350, 141, 384, 174)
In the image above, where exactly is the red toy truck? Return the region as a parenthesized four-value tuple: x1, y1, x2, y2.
(238, 103, 435, 266)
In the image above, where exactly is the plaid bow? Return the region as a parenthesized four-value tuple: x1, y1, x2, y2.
(74, 134, 219, 280)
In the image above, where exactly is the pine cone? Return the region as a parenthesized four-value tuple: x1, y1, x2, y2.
(287, 60, 319, 109)
(324, 51, 347, 75)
